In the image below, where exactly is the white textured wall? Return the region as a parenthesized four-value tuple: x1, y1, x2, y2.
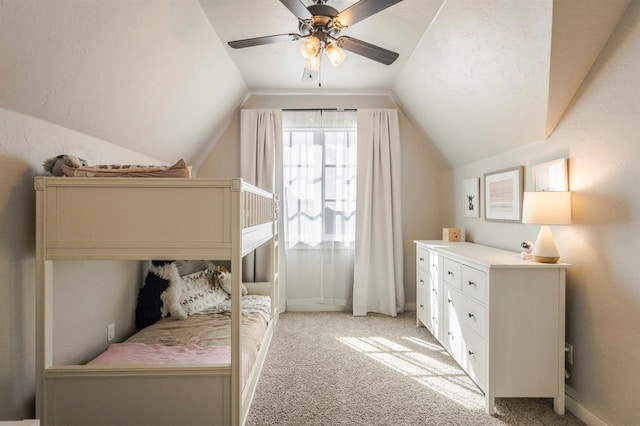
(0, 0, 247, 165)
(394, 0, 552, 167)
(443, 2, 640, 423)
(0, 107, 161, 420)
(198, 94, 444, 308)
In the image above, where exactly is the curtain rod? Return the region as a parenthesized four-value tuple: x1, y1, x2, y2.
(282, 108, 357, 112)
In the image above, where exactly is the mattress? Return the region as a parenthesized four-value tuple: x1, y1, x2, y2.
(88, 295, 271, 386)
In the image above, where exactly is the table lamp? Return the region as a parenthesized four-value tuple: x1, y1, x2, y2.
(521, 191, 571, 263)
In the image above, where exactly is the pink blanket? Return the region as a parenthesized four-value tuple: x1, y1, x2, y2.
(88, 343, 251, 386)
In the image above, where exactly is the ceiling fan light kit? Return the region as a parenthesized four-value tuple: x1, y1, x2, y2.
(300, 36, 321, 58)
(325, 42, 346, 66)
(228, 0, 403, 84)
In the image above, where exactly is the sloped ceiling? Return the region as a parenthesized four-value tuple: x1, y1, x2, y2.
(393, 0, 630, 167)
(0, 0, 631, 167)
(198, 0, 443, 90)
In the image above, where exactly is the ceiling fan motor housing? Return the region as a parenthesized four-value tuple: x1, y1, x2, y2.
(299, 4, 343, 40)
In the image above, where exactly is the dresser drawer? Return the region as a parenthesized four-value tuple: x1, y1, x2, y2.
(460, 322, 486, 390)
(461, 265, 487, 304)
(428, 250, 442, 281)
(417, 246, 429, 271)
(417, 268, 429, 327)
(444, 288, 487, 390)
(455, 288, 486, 338)
(431, 297, 442, 340)
(443, 299, 461, 358)
(443, 258, 462, 288)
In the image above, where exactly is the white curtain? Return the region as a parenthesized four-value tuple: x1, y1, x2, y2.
(240, 109, 286, 312)
(353, 109, 404, 317)
(282, 110, 357, 308)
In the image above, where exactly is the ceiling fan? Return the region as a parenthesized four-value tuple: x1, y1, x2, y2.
(228, 0, 403, 77)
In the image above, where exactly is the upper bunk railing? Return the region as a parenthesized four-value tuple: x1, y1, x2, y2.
(241, 182, 274, 229)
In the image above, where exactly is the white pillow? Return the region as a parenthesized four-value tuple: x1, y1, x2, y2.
(178, 267, 229, 316)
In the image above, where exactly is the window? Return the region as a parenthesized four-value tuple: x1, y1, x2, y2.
(282, 110, 357, 248)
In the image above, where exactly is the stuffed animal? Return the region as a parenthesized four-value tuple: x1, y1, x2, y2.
(214, 266, 248, 296)
(520, 241, 534, 259)
(42, 154, 87, 176)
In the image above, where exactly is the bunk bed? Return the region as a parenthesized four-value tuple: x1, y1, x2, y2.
(35, 176, 279, 426)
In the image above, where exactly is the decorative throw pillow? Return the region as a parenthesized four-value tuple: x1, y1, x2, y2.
(136, 260, 173, 329)
(178, 267, 229, 316)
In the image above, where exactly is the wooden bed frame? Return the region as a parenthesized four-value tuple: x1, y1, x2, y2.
(34, 177, 279, 426)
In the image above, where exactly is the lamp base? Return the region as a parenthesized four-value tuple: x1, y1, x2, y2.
(531, 255, 559, 264)
(530, 225, 561, 264)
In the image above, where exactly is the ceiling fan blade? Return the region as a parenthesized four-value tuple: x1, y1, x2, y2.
(335, 0, 403, 27)
(228, 33, 301, 49)
(280, 0, 312, 18)
(337, 36, 399, 65)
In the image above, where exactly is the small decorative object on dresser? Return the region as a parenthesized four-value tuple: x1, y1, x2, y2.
(415, 240, 569, 416)
(442, 228, 461, 242)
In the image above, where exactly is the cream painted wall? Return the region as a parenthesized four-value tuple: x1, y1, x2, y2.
(52, 261, 142, 366)
(0, 107, 161, 420)
(198, 94, 444, 309)
(442, 2, 640, 423)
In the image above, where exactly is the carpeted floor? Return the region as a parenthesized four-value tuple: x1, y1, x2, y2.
(246, 311, 584, 425)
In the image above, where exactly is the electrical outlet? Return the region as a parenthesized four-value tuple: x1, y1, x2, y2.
(107, 323, 115, 343)
(565, 342, 574, 365)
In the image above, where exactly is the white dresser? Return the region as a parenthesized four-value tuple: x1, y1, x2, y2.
(415, 240, 568, 415)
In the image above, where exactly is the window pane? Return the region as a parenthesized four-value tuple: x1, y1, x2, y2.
(283, 111, 356, 248)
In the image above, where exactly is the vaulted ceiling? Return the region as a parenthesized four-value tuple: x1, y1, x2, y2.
(0, 0, 632, 168)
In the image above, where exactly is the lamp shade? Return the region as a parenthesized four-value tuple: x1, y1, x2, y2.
(522, 192, 571, 225)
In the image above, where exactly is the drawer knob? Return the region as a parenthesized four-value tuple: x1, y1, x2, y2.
(419, 257, 424, 261)
(447, 298, 452, 304)
(447, 271, 454, 276)
(420, 279, 424, 283)
(468, 313, 475, 318)
(419, 304, 424, 308)
(468, 280, 476, 286)
(468, 350, 474, 356)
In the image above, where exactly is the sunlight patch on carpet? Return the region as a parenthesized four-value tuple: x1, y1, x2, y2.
(338, 336, 484, 410)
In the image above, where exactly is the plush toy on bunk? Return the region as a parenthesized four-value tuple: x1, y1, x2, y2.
(42, 154, 191, 178)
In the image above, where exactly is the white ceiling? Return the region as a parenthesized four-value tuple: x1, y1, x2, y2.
(198, 0, 444, 91)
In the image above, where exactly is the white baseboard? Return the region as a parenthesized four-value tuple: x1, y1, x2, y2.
(286, 304, 350, 312)
(286, 302, 418, 313)
(565, 393, 608, 426)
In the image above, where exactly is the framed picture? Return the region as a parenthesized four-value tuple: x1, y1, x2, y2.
(484, 166, 523, 222)
(532, 158, 568, 191)
(463, 178, 480, 218)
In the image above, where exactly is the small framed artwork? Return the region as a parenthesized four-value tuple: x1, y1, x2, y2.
(532, 157, 568, 191)
(463, 178, 480, 218)
(484, 166, 524, 222)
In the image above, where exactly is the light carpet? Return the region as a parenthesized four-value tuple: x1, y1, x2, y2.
(246, 311, 584, 425)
